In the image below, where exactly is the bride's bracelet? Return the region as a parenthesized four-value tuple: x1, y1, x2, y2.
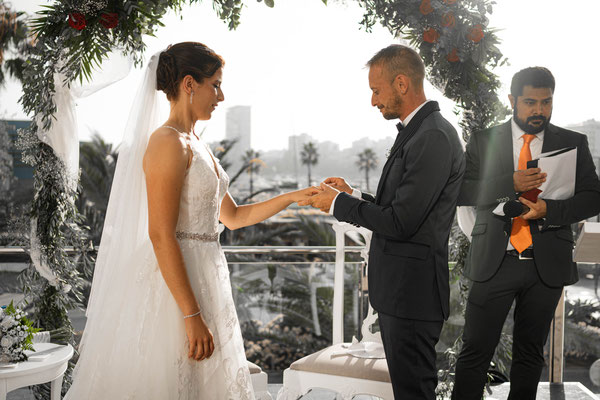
(183, 310, 202, 319)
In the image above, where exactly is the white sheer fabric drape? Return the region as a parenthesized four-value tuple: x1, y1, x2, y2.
(30, 53, 132, 288)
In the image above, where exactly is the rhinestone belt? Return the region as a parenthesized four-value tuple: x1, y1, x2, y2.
(175, 231, 218, 242)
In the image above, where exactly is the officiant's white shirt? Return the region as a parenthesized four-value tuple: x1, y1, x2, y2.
(508, 117, 545, 250)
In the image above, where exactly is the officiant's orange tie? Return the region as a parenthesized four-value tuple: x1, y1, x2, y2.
(510, 134, 536, 253)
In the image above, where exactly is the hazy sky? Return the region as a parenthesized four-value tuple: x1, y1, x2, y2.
(1, 0, 599, 150)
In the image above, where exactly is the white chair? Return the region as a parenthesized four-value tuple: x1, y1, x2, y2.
(278, 222, 393, 400)
(248, 360, 272, 400)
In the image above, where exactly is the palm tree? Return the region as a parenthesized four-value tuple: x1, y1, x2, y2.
(300, 142, 319, 186)
(242, 149, 265, 196)
(356, 148, 378, 192)
(78, 132, 118, 243)
(0, 2, 31, 86)
(212, 138, 237, 172)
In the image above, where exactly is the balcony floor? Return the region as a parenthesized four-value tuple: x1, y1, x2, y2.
(4, 381, 599, 399)
(263, 383, 600, 399)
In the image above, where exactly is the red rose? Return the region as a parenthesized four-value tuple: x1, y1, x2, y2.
(100, 12, 119, 29)
(442, 12, 456, 28)
(443, 0, 457, 4)
(419, 0, 433, 15)
(68, 13, 86, 31)
(467, 24, 485, 43)
(423, 28, 440, 43)
(447, 48, 460, 62)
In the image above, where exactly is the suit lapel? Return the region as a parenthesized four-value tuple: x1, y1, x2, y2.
(374, 125, 403, 200)
(541, 124, 561, 153)
(495, 121, 514, 176)
(374, 101, 440, 202)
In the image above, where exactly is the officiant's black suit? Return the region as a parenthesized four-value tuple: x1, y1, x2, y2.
(333, 101, 465, 399)
(452, 121, 600, 399)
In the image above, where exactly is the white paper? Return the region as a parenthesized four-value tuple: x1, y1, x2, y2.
(493, 147, 577, 216)
(535, 147, 577, 200)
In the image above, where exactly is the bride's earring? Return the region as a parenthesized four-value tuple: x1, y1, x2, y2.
(190, 90, 194, 105)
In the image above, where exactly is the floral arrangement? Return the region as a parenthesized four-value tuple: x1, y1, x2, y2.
(0, 302, 40, 363)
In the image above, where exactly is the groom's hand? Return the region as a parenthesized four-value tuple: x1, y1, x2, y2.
(298, 183, 339, 213)
(324, 177, 353, 195)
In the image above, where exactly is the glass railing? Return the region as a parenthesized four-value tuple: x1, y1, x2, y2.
(1, 245, 599, 393)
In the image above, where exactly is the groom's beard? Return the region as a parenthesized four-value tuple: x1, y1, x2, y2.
(513, 106, 551, 135)
(382, 93, 403, 120)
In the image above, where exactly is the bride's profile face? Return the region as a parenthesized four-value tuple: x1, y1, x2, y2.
(192, 67, 224, 121)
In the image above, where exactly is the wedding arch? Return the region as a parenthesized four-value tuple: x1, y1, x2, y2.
(17, 0, 507, 396)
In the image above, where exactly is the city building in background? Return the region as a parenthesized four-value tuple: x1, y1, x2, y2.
(225, 105, 252, 174)
(1, 120, 33, 204)
(568, 119, 600, 172)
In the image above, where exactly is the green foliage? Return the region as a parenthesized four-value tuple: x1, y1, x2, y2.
(16, 133, 94, 398)
(236, 261, 358, 370)
(0, 2, 32, 86)
(358, 0, 509, 139)
(78, 132, 118, 244)
(212, 137, 238, 172)
(296, 214, 336, 246)
(563, 298, 600, 361)
(241, 148, 264, 195)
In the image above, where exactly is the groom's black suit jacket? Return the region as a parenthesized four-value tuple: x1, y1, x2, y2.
(458, 121, 600, 286)
(333, 101, 465, 321)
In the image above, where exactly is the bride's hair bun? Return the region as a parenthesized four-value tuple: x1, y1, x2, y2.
(156, 42, 224, 101)
(157, 51, 178, 100)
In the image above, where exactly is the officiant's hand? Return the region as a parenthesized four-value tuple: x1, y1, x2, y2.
(184, 313, 214, 361)
(513, 168, 547, 192)
(323, 177, 353, 195)
(298, 182, 339, 213)
(519, 196, 547, 220)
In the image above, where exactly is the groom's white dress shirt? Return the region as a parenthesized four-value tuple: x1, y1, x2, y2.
(329, 100, 431, 215)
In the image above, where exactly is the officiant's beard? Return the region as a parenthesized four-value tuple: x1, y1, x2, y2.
(513, 106, 551, 135)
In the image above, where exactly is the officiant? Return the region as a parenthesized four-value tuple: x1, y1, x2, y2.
(452, 67, 600, 400)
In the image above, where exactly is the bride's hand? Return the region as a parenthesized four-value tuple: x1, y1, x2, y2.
(184, 313, 214, 361)
(290, 186, 320, 203)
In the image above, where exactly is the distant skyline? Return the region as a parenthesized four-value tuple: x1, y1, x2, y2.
(1, 0, 599, 151)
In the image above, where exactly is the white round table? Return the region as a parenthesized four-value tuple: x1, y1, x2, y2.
(0, 343, 74, 400)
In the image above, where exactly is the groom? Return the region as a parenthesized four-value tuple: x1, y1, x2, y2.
(300, 44, 465, 399)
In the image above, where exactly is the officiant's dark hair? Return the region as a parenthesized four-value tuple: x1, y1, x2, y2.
(367, 45, 425, 89)
(157, 42, 224, 101)
(510, 67, 555, 98)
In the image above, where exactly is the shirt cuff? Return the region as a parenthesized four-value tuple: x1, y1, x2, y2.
(329, 193, 340, 216)
(330, 189, 362, 216)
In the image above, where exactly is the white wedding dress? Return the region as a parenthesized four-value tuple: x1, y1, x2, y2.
(65, 134, 255, 399)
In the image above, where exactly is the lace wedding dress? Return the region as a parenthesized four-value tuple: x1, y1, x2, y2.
(65, 133, 255, 399)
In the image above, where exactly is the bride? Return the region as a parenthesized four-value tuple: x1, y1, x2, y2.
(65, 42, 315, 399)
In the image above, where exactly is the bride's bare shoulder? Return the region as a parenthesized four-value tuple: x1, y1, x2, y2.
(143, 127, 189, 170)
